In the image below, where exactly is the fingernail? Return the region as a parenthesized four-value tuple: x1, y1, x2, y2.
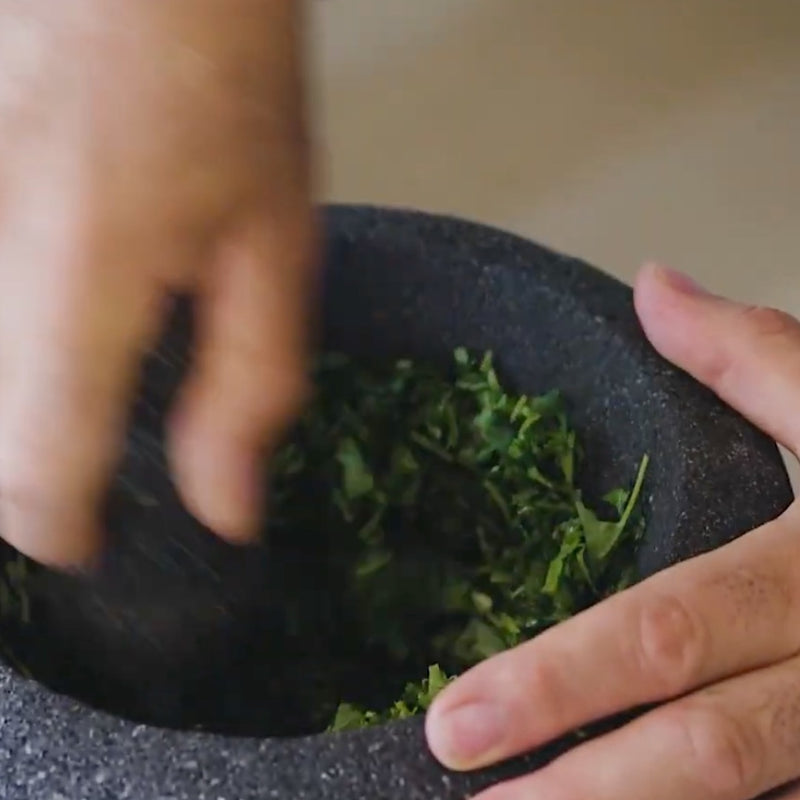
(178, 428, 264, 544)
(207, 442, 263, 542)
(426, 702, 507, 770)
(648, 264, 709, 297)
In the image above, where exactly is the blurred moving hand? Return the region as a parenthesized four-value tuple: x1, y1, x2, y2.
(0, 0, 316, 565)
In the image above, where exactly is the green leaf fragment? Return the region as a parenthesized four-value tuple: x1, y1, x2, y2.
(581, 454, 649, 561)
(336, 437, 375, 499)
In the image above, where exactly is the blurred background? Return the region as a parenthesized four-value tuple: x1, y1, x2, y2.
(312, 0, 799, 486)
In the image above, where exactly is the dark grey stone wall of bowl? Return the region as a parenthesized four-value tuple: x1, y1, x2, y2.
(0, 205, 791, 800)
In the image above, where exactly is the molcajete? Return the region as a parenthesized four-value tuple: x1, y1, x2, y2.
(0, 206, 791, 800)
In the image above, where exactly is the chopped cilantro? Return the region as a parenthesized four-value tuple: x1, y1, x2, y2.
(271, 349, 648, 731)
(0, 349, 648, 733)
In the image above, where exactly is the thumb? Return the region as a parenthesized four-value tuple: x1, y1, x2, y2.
(634, 263, 800, 454)
(168, 213, 317, 543)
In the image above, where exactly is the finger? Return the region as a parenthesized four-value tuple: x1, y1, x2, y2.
(634, 263, 800, 454)
(0, 242, 165, 567)
(474, 652, 800, 800)
(168, 210, 316, 543)
(426, 507, 800, 770)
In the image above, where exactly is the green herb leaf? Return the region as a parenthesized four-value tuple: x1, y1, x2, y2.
(336, 437, 375, 499)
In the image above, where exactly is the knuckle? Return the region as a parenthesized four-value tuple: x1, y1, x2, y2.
(700, 347, 736, 394)
(518, 653, 569, 725)
(700, 305, 800, 394)
(635, 593, 708, 696)
(738, 305, 799, 340)
(524, 655, 559, 699)
(661, 702, 763, 797)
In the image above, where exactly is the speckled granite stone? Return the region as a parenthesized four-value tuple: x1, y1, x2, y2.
(0, 206, 791, 800)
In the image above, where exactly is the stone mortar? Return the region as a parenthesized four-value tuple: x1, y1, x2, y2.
(0, 205, 792, 800)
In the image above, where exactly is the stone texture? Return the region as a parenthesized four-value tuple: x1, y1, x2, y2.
(0, 206, 791, 799)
